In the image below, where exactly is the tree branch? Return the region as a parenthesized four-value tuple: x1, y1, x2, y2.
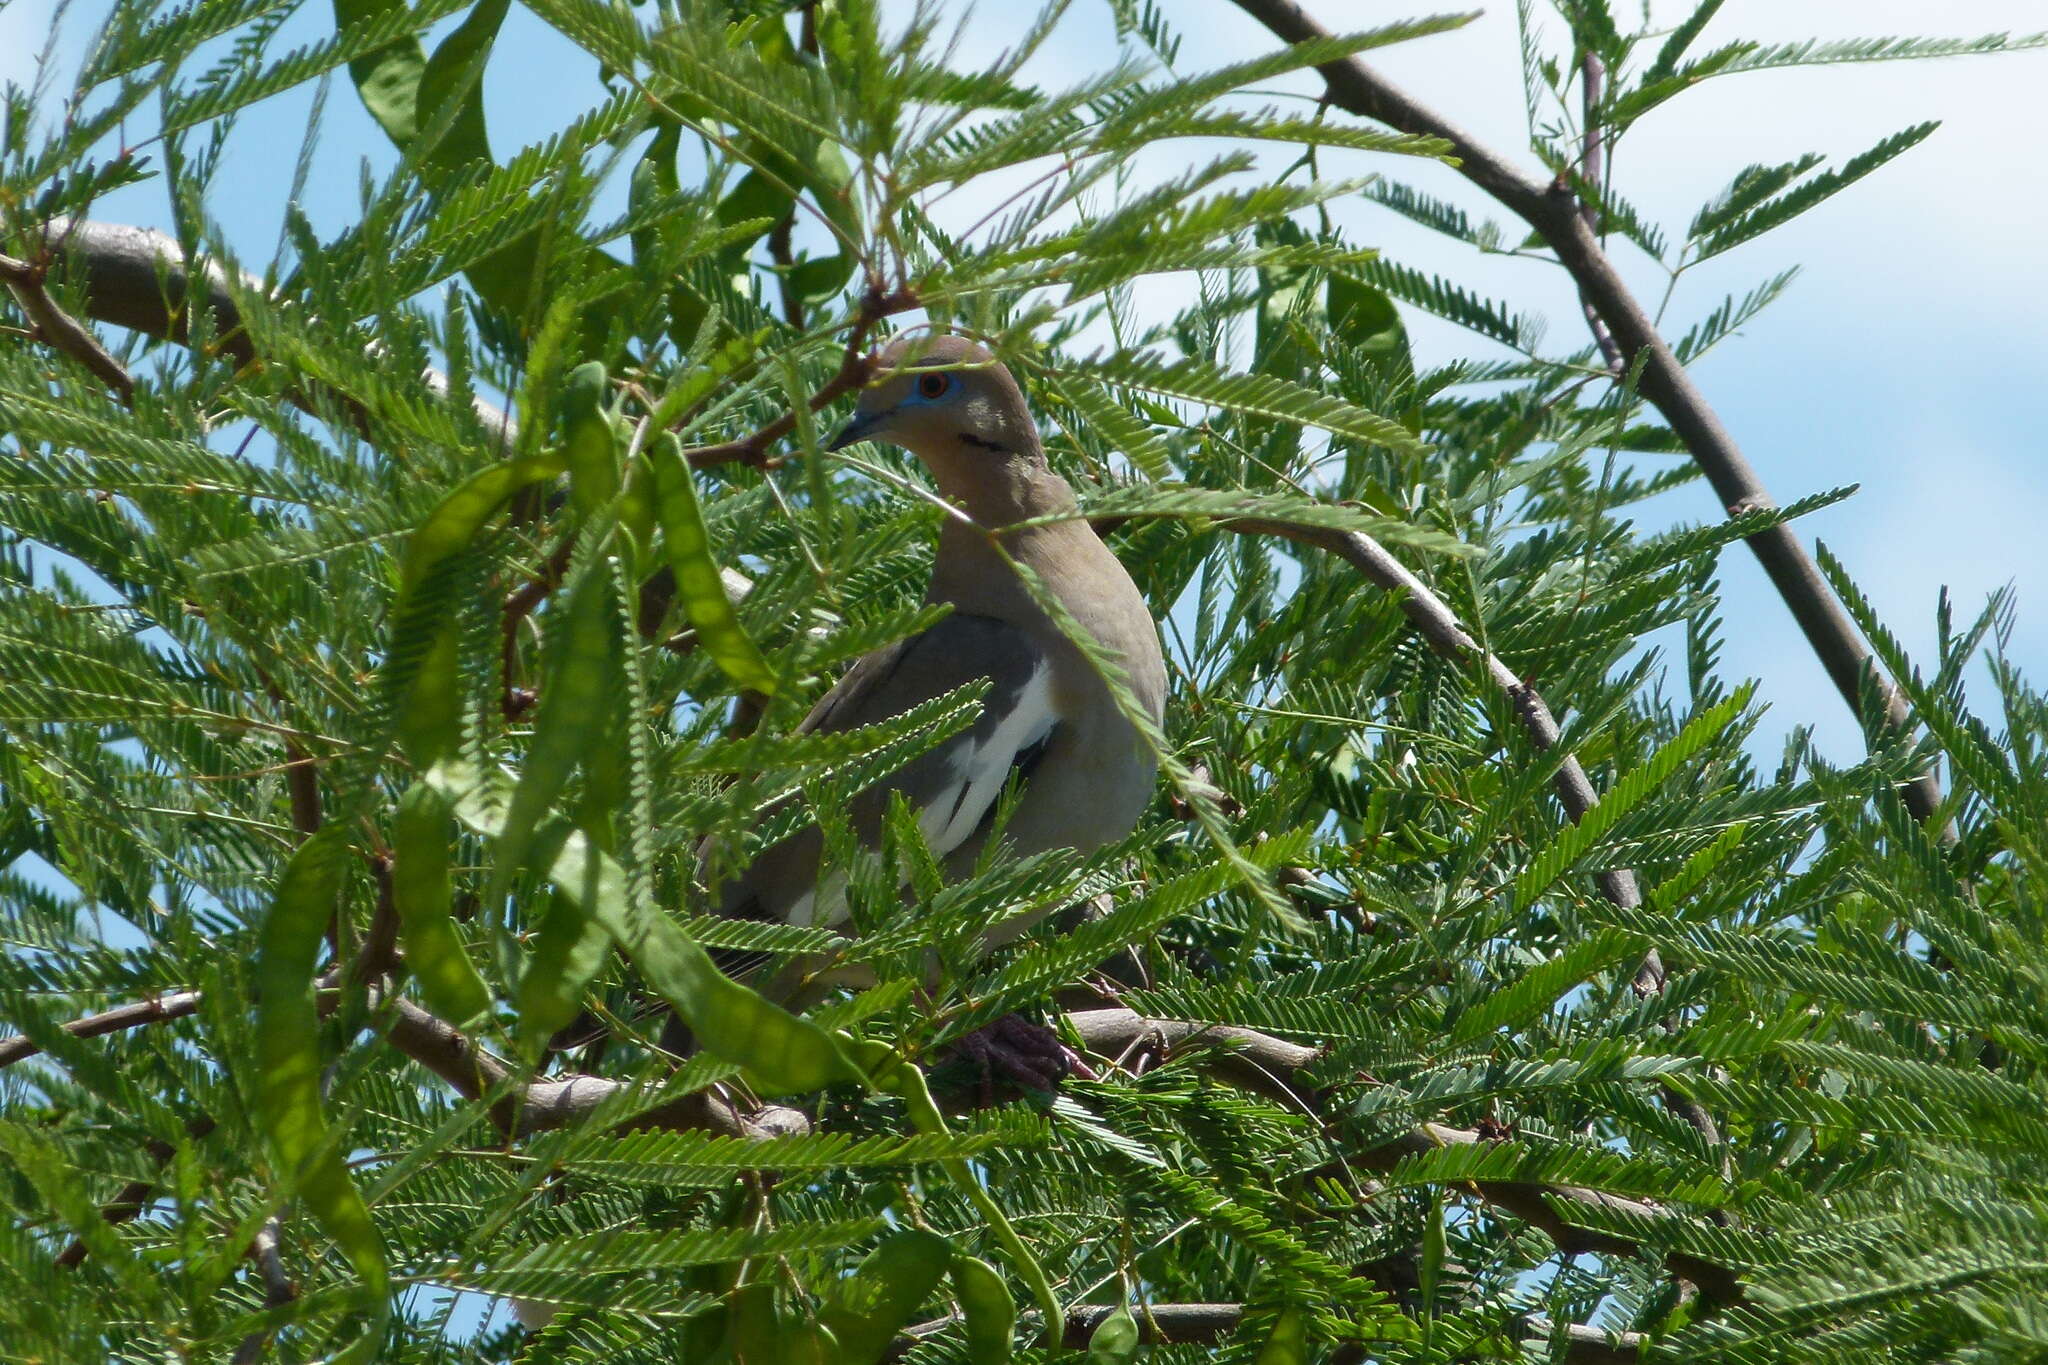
(379, 993, 809, 1140)
(767, 211, 805, 331)
(0, 990, 203, 1070)
(229, 1215, 298, 1365)
(0, 981, 804, 1143)
(14, 985, 1742, 1308)
(1224, 0, 1942, 827)
(676, 285, 915, 470)
(0, 248, 136, 403)
(282, 739, 323, 838)
(1067, 1007, 1321, 1104)
(890, 1301, 1644, 1360)
(1576, 52, 1626, 375)
(1227, 519, 1643, 917)
(24, 217, 517, 449)
(1070, 1007, 1741, 1307)
(53, 1115, 217, 1269)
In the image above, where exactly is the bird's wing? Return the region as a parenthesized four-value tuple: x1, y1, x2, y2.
(714, 611, 1059, 927)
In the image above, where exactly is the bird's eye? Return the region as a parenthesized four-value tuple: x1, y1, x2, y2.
(916, 372, 950, 400)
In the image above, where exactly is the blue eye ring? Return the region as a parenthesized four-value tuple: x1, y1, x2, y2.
(912, 371, 955, 402)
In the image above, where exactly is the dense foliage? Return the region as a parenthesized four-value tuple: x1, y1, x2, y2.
(4, 1, 2047, 1361)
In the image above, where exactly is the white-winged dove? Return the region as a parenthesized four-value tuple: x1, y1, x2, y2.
(709, 333, 1166, 978)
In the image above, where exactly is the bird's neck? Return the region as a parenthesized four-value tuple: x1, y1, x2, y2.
(916, 452, 1096, 621)
(913, 441, 1070, 525)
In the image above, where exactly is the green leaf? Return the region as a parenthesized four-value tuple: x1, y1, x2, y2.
(515, 884, 613, 1059)
(487, 555, 620, 917)
(878, 1057, 1062, 1348)
(1050, 375, 1174, 480)
(820, 1228, 954, 1365)
(1606, 40, 1754, 129)
(1512, 691, 1748, 907)
(1064, 483, 1468, 559)
(392, 781, 491, 1023)
(1328, 269, 1414, 385)
(783, 141, 862, 305)
(951, 1254, 1017, 1363)
(559, 361, 621, 523)
(1643, 0, 1729, 82)
(1364, 179, 1500, 247)
(562, 1126, 1033, 1182)
(413, 0, 508, 181)
(0, 1120, 150, 1294)
(430, 762, 856, 1094)
(1695, 123, 1938, 261)
(629, 910, 857, 1094)
(334, 0, 425, 144)
(1376, 1138, 1730, 1207)
(254, 830, 388, 1300)
(724, 1281, 780, 1363)
(1720, 31, 2048, 75)
(1687, 153, 1826, 243)
(652, 436, 778, 695)
(716, 169, 794, 267)
(1441, 930, 1647, 1050)
(386, 452, 566, 768)
(1338, 257, 1536, 352)
(1255, 220, 1323, 387)
(1088, 1305, 1140, 1362)
(1254, 1307, 1309, 1364)
(648, 328, 768, 431)
(1055, 350, 1427, 457)
(470, 1219, 886, 1301)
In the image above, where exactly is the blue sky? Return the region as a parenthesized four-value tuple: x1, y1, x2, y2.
(4, 0, 2043, 768)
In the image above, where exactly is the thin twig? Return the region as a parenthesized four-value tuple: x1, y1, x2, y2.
(53, 1116, 218, 1269)
(230, 1215, 298, 1365)
(0, 990, 203, 1070)
(1576, 53, 1626, 375)
(1225, 0, 1942, 827)
(500, 539, 575, 719)
(677, 285, 916, 469)
(1225, 518, 1643, 914)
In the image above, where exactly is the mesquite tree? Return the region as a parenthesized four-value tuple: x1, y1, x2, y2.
(4, 2, 2046, 1361)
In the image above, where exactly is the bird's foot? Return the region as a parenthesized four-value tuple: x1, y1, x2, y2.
(940, 1014, 1097, 1105)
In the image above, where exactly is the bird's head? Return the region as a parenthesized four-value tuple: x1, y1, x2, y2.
(828, 333, 1038, 461)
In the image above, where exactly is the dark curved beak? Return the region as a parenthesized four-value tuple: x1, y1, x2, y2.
(827, 409, 884, 451)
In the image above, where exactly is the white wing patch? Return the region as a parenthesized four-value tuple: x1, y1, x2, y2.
(918, 661, 1059, 860)
(785, 870, 847, 930)
(780, 658, 1057, 931)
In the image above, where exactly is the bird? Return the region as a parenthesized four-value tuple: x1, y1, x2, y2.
(695, 332, 1166, 1080)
